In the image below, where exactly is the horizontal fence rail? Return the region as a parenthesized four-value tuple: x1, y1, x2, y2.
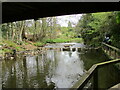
(102, 43, 120, 59)
(70, 43, 120, 90)
(71, 59, 120, 90)
(102, 43, 120, 53)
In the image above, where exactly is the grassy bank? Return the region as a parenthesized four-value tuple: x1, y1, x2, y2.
(0, 40, 45, 56)
(0, 38, 83, 56)
(44, 38, 83, 43)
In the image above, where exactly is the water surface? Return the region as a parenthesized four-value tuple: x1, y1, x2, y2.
(2, 43, 120, 89)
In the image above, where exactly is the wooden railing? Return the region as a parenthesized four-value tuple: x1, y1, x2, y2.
(102, 43, 120, 59)
(70, 59, 120, 90)
(70, 43, 120, 90)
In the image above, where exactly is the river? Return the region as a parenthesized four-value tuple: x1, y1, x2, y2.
(1, 43, 120, 89)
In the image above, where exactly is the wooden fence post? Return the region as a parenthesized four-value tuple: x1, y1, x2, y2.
(93, 69, 98, 90)
(114, 50, 116, 59)
(109, 48, 111, 56)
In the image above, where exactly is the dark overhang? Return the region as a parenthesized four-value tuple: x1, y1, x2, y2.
(2, 2, 120, 23)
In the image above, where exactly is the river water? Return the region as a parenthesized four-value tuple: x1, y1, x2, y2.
(1, 43, 120, 89)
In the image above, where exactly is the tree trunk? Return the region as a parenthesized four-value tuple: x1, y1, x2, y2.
(22, 26, 27, 40)
(11, 23, 15, 41)
(19, 21, 25, 41)
(6, 31, 8, 40)
(33, 20, 37, 41)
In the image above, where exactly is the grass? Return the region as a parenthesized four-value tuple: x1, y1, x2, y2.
(0, 50, 3, 54)
(22, 41, 29, 45)
(44, 38, 83, 43)
(53, 38, 71, 43)
(44, 38, 69, 43)
(2, 48, 12, 53)
(2, 40, 25, 52)
(15, 46, 24, 51)
(70, 38, 83, 43)
(2, 40, 17, 47)
(33, 42, 46, 47)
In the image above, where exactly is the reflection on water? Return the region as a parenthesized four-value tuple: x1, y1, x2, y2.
(2, 50, 85, 88)
(80, 49, 120, 88)
(2, 45, 120, 89)
(48, 51, 84, 88)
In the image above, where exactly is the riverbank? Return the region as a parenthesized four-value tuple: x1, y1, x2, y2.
(0, 40, 44, 60)
(0, 38, 83, 60)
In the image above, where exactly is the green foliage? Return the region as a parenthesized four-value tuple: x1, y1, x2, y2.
(15, 46, 24, 51)
(2, 48, 12, 53)
(116, 12, 120, 24)
(34, 42, 46, 47)
(70, 38, 83, 43)
(75, 11, 120, 48)
(44, 38, 83, 43)
(3, 40, 17, 47)
(45, 38, 70, 43)
(22, 41, 29, 45)
(45, 39, 54, 43)
(53, 38, 70, 43)
(2, 40, 25, 52)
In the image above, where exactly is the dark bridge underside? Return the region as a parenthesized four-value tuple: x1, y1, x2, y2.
(2, 2, 119, 23)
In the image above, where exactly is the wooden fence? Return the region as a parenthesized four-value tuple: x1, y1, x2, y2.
(70, 43, 120, 90)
